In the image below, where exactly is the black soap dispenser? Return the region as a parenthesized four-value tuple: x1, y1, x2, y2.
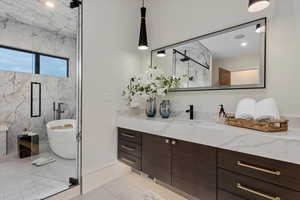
(218, 104, 227, 123)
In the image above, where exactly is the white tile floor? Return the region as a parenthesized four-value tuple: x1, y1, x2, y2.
(0, 151, 76, 200)
(73, 172, 187, 200)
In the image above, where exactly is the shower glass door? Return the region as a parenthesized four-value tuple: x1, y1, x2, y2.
(0, 0, 81, 199)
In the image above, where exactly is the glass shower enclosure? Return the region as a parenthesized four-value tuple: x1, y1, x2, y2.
(0, 0, 82, 199)
(173, 42, 212, 88)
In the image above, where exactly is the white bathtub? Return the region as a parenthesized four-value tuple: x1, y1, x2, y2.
(46, 119, 77, 159)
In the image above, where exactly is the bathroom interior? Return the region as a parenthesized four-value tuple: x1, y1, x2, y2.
(0, 0, 80, 199)
(1, 0, 300, 200)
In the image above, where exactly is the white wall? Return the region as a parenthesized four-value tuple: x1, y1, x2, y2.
(212, 55, 263, 85)
(82, 0, 141, 176)
(81, 0, 300, 188)
(231, 70, 260, 85)
(146, 0, 300, 116)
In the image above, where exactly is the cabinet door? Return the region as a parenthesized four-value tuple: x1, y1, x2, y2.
(172, 140, 217, 200)
(142, 133, 171, 184)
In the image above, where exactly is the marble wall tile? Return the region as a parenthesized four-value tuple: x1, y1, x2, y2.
(1, 73, 77, 154)
(0, 131, 7, 157)
(0, 19, 77, 155)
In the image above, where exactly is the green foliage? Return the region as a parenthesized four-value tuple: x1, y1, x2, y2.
(122, 66, 186, 106)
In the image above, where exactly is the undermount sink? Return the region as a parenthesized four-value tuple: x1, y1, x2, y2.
(163, 119, 225, 130)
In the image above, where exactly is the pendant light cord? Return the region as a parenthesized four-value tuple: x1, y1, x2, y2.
(142, 0, 145, 7)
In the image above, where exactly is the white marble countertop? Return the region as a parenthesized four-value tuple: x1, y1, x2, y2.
(116, 113, 300, 165)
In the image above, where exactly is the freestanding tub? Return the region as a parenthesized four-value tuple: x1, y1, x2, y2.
(46, 119, 77, 159)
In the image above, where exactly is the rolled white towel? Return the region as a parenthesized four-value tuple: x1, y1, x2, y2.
(235, 98, 256, 120)
(32, 157, 56, 167)
(255, 98, 280, 120)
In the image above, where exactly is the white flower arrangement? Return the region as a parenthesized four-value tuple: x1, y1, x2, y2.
(122, 66, 185, 107)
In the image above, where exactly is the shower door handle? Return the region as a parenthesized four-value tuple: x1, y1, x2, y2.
(31, 82, 41, 118)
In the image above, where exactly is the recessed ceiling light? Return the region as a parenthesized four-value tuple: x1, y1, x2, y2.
(45, 1, 55, 8)
(157, 50, 166, 57)
(248, 0, 270, 13)
(241, 42, 248, 47)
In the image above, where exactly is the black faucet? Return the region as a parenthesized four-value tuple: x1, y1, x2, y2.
(53, 102, 65, 120)
(186, 105, 194, 120)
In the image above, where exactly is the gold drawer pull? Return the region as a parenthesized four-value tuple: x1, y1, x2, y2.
(121, 145, 135, 151)
(237, 161, 281, 176)
(237, 183, 280, 200)
(121, 133, 135, 138)
(120, 158, 136, 165)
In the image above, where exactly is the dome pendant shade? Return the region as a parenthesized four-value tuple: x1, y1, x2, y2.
(157, 50, 166, 57)
(256, 24, 265, 33)
(138, 7, 148, 50)
(248, 0, 270, 12)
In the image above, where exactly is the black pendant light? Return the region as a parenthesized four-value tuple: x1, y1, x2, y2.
(138, 0, 148, 50)
(248, 0, 270, 12)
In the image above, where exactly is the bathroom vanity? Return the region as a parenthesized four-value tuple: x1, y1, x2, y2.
(117, 114, 300, 200)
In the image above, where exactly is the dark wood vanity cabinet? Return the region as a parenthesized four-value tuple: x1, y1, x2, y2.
(218, 168, 300, 200)
(218, 149, 300, 200)
(142, 135, 217, 199)
(218, 149, 300, 192)
(172, 140, 217, 200)
(118, 128, 142, 170)
(118, 128, 217, 199)
(118, 128, 300, 200)
(218, 190, 245, 200)
(142, 133, 172, 184)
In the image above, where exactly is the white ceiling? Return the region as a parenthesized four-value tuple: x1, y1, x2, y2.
(200, 25, 263, 59)
(169, 23, 264, 63)
(0, 0, 77, 38)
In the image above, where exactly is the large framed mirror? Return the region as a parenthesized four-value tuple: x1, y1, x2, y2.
(151, 18, 267, 91)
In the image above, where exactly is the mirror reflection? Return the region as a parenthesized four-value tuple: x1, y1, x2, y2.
(152, 18, 266, 91)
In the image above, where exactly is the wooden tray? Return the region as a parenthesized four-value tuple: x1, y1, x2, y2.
(225, 116, 288, 132)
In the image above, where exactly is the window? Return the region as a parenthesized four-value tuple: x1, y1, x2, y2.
(0, 46, 69, 77)
(40, 56, 68, 78)
(0, 47, 35, 73)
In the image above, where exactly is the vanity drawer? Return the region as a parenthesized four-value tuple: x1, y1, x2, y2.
(218, 169, 300, 200)
(118, 128, 141, 144)
(218, 189, 246, 200)
(218, 149, 300, 191)
(118, 151, 141, 170)
(118, 139, 141, 158)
